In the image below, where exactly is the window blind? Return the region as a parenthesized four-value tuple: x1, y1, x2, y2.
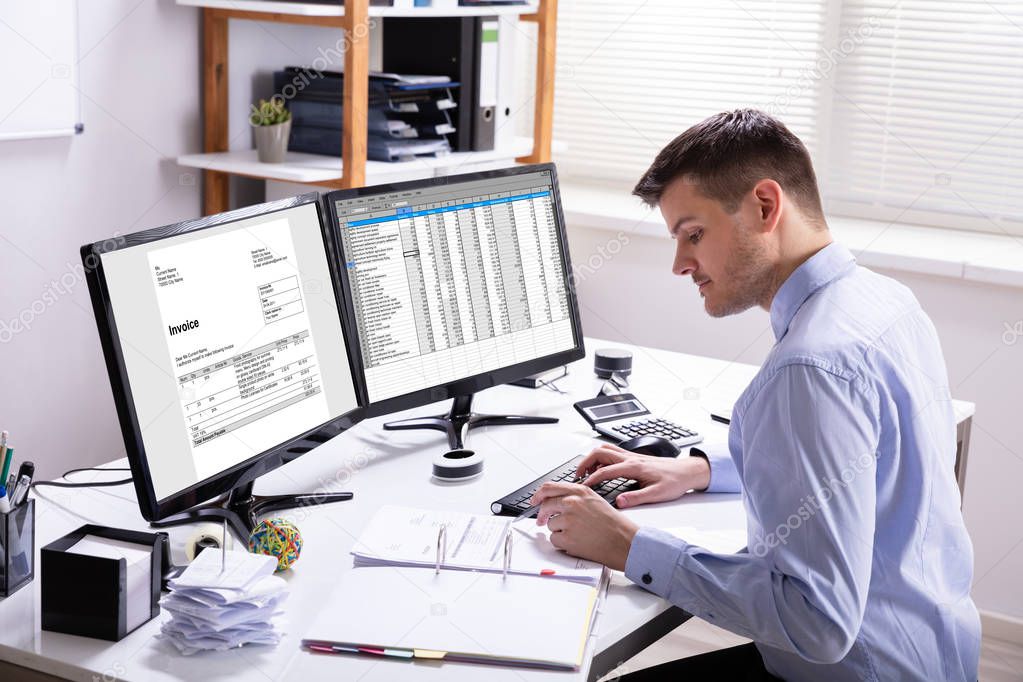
(553, 0, 829, 189)
(826, 1, 1023, 233)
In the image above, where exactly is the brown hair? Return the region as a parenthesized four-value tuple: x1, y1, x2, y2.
(633, 109, 825, 224)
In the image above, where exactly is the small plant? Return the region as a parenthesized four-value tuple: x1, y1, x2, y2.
(250, 96, 291, 127)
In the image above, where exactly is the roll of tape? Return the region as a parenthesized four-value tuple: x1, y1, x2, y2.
(432, 449, 484, 482)
(184, 521, 235, 562)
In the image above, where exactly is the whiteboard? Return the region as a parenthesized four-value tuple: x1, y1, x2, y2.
(0, 0, 81, 141)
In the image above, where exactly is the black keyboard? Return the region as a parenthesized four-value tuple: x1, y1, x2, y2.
(490, 454, 639, 517)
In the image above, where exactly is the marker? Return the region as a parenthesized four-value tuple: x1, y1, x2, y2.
(11, 474, 30, 506)
(0, 486, 10, 514)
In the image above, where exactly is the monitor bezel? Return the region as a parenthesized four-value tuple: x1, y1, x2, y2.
(323, 163, 586, 419)
(81, 193, 366, 522)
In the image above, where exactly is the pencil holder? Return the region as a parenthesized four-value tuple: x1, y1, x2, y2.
(0, 498, 35, 598)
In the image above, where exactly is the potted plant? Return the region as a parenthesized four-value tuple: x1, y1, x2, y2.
(250, 96, 292, 163)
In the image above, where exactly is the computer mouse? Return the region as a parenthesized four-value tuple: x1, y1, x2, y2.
(618, 435, 681, 458)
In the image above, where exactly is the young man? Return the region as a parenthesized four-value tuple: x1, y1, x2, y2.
(531, 110, 980, 681)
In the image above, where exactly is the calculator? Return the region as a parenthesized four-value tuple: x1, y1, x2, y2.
(573, 393, 703, 448)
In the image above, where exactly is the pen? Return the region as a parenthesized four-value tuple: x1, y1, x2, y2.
(0, 431, 9, 484)
(0, 446, 13, 488)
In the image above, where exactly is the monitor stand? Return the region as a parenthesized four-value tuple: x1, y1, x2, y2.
(382, 393, 557, 450)
(150, 480, 352, 541)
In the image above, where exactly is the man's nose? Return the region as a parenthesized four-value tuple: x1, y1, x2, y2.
(673, 243, 696, 277)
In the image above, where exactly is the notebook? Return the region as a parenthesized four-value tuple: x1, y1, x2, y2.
(350, 504, 604, 585)
(302, 566, 601, 671)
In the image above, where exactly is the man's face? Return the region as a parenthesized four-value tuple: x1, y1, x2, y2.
(659, 176, 775, 317)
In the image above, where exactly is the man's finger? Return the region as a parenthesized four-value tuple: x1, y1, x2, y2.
(536, 496, 569, 526)
(575, 447, 626, 479)
(531, 481, 588, 505)
(615, 482, 677, 509)
(581, 461, 637, 487)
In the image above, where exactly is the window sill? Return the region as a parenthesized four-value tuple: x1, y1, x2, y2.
(560, 183, 1023, 289)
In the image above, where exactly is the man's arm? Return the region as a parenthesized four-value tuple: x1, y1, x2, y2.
(624, 363, 879, 663)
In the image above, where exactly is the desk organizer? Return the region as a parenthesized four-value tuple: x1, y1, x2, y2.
(0, 498, 35, 598)
(41, 524, 163, 641)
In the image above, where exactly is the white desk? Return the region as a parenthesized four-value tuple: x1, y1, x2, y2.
(0, 339, 974, 682)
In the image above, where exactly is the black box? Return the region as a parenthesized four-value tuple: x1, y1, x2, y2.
(41, 524, 163, 641)
(0, 498, 35, 597)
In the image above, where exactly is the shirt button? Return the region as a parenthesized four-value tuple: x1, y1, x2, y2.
(641, 573, 652, 585)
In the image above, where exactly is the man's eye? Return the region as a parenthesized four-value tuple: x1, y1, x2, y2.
(688, 229, 703, 245)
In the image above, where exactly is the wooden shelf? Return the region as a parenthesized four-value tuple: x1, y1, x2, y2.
(190, 0, 557, 214)
(177, 136, 541, 186)
(176, 0, 539, 18)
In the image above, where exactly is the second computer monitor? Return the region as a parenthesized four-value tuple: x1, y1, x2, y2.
(327, 164, 584, 418)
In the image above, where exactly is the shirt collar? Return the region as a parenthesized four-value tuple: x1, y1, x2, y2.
(769, 241, 856, 342)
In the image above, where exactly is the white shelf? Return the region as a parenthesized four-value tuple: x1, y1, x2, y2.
(176, 0, 539, 18)
(177, 136, 542, 185)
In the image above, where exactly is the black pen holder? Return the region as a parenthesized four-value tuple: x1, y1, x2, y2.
(0, 498, 35, 598)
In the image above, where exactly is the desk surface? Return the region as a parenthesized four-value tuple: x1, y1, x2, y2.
(0, 339, 974, 682)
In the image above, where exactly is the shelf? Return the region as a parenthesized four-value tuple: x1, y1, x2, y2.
(177, 136, 542, 185)
(176, 0, 539, 18)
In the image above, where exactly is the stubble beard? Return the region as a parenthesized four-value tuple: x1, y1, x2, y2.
(704, 219, 777, 318)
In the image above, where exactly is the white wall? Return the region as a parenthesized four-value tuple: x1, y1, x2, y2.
(0, 5, 374, 479)
(0, 1, 200, 481)
(566, 221, 1023, 620)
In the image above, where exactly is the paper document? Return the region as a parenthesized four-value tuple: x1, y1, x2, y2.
(351, 505, 604, 584)
(161, 549, 287, 655)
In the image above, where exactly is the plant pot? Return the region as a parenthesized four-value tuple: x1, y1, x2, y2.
(253, 119, 292, 163)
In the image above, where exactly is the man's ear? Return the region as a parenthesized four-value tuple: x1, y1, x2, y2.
(751, 179, 783, 234)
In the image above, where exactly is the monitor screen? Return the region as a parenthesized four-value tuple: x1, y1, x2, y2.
(331, 167, 580, 404)
(94, 199, 360, 503)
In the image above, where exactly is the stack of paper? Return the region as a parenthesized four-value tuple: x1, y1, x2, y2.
(159, 549, 288, 656)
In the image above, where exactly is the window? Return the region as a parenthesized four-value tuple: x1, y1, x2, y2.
(552, 0, 1023, 236)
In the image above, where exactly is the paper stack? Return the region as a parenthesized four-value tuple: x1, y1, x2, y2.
(159, 548, 288, 655)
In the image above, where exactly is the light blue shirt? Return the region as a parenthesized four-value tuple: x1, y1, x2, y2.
(625, 242, 980, 681)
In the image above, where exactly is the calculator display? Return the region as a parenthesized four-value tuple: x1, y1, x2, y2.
(590, 400, 644, 419)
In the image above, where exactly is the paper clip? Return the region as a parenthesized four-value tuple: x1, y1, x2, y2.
(436, 524, 447, 575)
(502, 528, 512, 580)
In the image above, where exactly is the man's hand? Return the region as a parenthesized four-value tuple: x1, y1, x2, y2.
(574, 443, 712, 508)
(530, 482, 639, 570)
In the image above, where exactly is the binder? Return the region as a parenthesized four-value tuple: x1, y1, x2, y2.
(302, 566, 601, 671)
(350, 505, 605, 584)
(472, 18, 499, 150)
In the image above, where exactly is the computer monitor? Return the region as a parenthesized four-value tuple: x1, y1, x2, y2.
(82, 194, 364, 537)
(325, 164, 584, 449)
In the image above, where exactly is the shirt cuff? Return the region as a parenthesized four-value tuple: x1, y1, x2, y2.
(690, 440, 741, 493)
(624, 527, 686, 599)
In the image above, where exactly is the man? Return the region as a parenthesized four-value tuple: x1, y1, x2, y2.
(532, 110, 980, 681)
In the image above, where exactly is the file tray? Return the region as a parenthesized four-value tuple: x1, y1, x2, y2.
(41, 524, 163, 641)
(0, 498, 35, 597)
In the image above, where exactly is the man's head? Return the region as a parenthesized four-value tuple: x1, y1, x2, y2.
(633, 109, 829, 317)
